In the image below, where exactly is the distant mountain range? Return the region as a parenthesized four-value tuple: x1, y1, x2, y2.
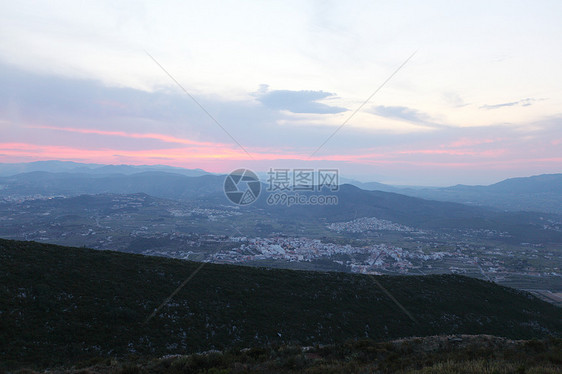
(252, 184, 562, 244)
(386, 174, 562, 214)
(1, 175, 560, 244)
(1, 239, 560, 368)
(0, 160, 210, 177)
(0, 170, 225, 200)
(1, 161, 561, 214)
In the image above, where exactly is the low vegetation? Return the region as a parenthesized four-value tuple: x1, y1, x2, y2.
(12, 335, 562, 373)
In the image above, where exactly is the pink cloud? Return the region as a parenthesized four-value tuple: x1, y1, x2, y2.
(27, 125, 225, 147)
(3, 141, 556, 172)
(396, 148, 506, 157)
(446, 138, 497, 148)
(1, 123, 559, 179)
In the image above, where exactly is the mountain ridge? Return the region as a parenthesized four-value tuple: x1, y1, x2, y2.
(1, 161, 560, 213)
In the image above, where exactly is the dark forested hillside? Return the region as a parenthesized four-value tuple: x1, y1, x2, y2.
(1, 239, 560, 369)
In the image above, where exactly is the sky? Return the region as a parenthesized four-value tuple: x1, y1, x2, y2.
(0, 0, 561, 185)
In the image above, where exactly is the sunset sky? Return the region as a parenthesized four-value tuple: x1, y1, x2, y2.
(1, 0, 561, 185)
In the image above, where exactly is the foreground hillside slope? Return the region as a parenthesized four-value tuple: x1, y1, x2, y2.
(1, 239, 560, 369)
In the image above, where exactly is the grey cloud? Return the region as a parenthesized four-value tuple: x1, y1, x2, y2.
(0, 64, 343, 149)
(371, 105, 430, 123)
(480, 98, 535, 110)
(256, 87, 347, 114)
(370, 105, 449, 129)
(6, 62, 560, 159)
(442, 92, 468, 108)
